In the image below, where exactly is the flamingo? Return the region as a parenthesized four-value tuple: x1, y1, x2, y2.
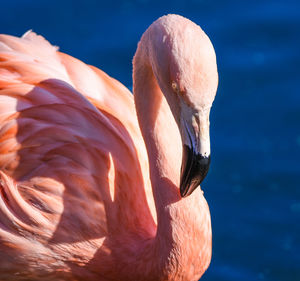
(0, 14, 218, 280)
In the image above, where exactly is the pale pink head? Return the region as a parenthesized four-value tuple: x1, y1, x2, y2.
(135, 14, 218, 197)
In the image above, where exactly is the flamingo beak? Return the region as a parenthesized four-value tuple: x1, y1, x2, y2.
(179, 108, 211, 197)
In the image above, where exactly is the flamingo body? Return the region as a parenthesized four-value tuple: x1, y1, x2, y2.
(0, 15, 218, 281)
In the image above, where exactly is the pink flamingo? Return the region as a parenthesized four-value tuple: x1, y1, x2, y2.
(0, 14, 218, 280)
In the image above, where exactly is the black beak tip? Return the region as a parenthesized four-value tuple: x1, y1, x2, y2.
(180, 146, 211, 197)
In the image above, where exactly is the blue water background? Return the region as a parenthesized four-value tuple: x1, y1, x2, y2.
(1, 1, 300, 280)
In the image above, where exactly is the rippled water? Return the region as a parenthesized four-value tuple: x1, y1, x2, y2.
(1, 0, 300, 280)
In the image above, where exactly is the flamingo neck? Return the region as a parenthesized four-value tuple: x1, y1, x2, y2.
(131, 37, 212, 280)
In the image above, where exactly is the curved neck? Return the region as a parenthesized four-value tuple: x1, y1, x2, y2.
(130, 37, 212, 280)
(134, 45, 182, 212)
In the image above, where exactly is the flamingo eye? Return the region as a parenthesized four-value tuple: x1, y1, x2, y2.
(171, 81, 179, 93)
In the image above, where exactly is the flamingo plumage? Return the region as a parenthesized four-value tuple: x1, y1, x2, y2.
(0, 14, 218, 280)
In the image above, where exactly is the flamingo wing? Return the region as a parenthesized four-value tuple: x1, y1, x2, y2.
(0, 32, 154, 279)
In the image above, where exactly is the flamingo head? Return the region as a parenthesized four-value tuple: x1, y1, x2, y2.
(148, 15, 218, 197)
